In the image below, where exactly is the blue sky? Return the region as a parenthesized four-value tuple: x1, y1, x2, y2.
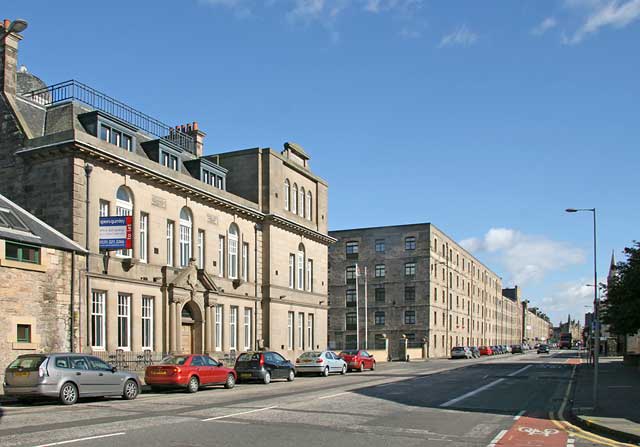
(6, 0, 639, 326)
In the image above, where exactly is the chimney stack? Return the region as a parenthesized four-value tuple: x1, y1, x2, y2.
(175, 121, 206, 157)
(1, 18, 24, 97)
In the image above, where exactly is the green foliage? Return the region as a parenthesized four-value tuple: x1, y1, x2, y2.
(601, 242, 640, 335)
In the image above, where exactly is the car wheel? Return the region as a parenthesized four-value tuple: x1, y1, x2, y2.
(224, 374, 236, 389)
(341, 364, 347, 375)
(287, 369, 295, 382)
(123, 379, 139, 400)
(263, 371, 271, 384)
(187, 376, 199, 393)
(359, 362, 365, 373)
(371, 361, 376, 371)
(59, 382, 78, 405)
(321, 366, 330, 377)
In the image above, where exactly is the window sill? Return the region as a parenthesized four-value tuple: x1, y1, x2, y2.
(0, 258, 46, 272)
(12, 342, 37, 350)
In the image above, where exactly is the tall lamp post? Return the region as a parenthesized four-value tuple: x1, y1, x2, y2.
(566, 207, 599, 408)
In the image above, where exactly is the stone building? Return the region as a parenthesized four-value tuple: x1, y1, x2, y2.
(328, 223, 520, 359)
(0, 20, 332, 363)
(0, 192, 85, 382)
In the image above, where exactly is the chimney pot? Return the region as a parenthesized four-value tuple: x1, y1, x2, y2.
(193, 121, 198, 131)
(3, 19, 10, 30)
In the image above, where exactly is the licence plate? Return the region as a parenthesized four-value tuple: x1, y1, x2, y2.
(154, 370, 167, 375)
(241, 373, 252, 378)
(303, 359, 312, 363)
(14, 372, 29, 377)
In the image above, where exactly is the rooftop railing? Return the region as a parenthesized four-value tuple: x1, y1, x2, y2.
(23, 80, 195, 153)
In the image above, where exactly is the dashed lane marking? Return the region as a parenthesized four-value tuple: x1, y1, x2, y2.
(319, 392, 350, 399)
(201, 405, 278, 422)
(487, 429, 507, 447)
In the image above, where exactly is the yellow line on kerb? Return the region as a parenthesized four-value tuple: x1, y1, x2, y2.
(547, 363, 636, 447)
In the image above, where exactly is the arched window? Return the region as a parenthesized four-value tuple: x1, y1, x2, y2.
(228, 224, 239, 279)
(292, 184, 298, 214)
(179, 207, 192, 267)
(115, 186, 133, 258)
(299, 187, 305, 217)
(284, 179, 290, 211)
(306, 191, 312, 220)
(297, 243, 305, 291)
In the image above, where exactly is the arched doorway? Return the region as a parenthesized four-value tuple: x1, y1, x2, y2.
(180, 301, 203, 354)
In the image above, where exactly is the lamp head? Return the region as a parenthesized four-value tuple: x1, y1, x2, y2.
(9, 19, 28, 33)
(565, 208, 578, 213)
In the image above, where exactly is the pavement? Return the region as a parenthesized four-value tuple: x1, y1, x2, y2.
(0, 351, 634, 447)
(569, 353, 640, 445)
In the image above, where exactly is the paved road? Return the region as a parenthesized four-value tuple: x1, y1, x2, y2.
(0, 350, 628, 447)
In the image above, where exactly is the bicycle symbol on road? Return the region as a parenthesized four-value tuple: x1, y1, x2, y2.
(518, 427, 559, 437)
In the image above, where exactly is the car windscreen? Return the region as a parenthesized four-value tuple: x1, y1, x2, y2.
(299, 352, 322, 359)
(452, 347, 465, 351)
(160, 356, 189, 365)
(237, 353, 260, 362)
(8, 356, 47, 370)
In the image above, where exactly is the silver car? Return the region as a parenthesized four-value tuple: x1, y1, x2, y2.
(294, 351, 347, 376)
(451, 347, 473, 359)
(4, 353, 141, 405)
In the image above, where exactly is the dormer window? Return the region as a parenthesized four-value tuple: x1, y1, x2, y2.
(99, 123, 133, 151)
(161, 150, 179, 170)
(202, 169, 225, 190)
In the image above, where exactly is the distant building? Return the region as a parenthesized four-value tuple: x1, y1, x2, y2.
(327, 223, 550, 359)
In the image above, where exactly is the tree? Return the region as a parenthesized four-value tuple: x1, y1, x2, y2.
(601, 242, 640, 335)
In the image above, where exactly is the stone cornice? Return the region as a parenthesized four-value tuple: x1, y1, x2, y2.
(16, 138, 334, 243)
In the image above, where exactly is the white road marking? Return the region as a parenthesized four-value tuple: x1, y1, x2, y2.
(440, 364, 532, 408)
(201, 405, 278, 422)
(487, 429, 508, 447)
(319, 392, 349, 399)
(514, 410, 526, 420)
(33, 432, 126, 447)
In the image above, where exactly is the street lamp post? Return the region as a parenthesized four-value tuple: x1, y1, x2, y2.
(566, 207, 599, 408)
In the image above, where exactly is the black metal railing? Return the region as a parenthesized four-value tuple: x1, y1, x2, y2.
(91, 350, 166, 372)
(23, 80, 195, 153)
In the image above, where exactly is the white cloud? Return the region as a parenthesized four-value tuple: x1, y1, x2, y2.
(536, 278, 601, 325)
(438, 25, 478, 48)
(460, 228, 586, 285)
(531, 17, 558, 35)
(198, 0, 253, 17)
(565, 0, 640, 44)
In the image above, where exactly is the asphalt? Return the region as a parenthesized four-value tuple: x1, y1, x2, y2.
(569, 354, 640, 445)
(0, 351, 631, 447)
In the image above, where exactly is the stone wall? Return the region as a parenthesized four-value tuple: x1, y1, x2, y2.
(0, 242, 81, 388)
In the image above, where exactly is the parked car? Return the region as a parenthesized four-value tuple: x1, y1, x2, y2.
(295, 351, 347, 376)
(234, 351, 295, 384)
(511, 344, 523, 354)
(3, 353, 141, 405)
(451, 347, 473, 359)
(339, 350, 376, 372)
(470, 346, 481, 358)
(504, 345, 512, 354)
(537, 344, 550, 354)
(479, 346, 493, 356)
(145, 354, 236, 393)
(489, 346, 499, 355)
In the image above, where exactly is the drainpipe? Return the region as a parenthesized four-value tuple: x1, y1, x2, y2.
(70, 252, 75, 352)
(254, 223, 262, 349)
(83, 163, 93, 353)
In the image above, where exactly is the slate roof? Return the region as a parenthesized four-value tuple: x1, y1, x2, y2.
(0, 193, 86, 253)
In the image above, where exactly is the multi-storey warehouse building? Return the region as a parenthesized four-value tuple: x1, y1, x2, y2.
(0, 21, 333, 363)
(328, 224, 551, 359)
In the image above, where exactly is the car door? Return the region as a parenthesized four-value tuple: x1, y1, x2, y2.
(328, 352, 340, 371)
(68, 356, 96, 395)
(204, 356, 225, 383)
(190, 356, 208, 384)
(360, 351, 371, 368)
(86, 356, 122, 395)
(272, 352, 288, 379)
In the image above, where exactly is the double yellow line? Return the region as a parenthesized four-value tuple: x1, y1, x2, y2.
(548, 363, 636, 447)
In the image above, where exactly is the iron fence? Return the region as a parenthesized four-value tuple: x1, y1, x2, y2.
(23, 80, 195, 153)
(91, 350, 166, 372)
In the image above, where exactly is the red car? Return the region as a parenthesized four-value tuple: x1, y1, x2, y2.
(339, 350, 376, 372)
(479, 346, 493, 356)
(145, 354, 236, 393)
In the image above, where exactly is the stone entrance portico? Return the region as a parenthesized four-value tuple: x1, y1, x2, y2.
(164, 260, 219, 355)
